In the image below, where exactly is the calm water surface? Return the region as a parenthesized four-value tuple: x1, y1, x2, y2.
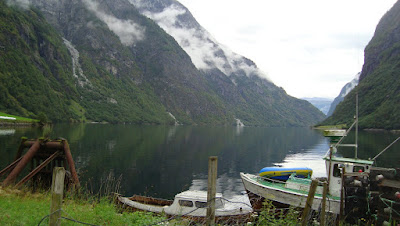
(0, 124, 399, 199)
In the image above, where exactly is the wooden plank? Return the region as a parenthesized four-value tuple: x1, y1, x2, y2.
(49, 167, 65, 226)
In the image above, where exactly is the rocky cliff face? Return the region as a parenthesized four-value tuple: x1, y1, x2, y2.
(1, 0, 325, 126)
(321, 1, 400, 129)
(326, 73, 359, 117)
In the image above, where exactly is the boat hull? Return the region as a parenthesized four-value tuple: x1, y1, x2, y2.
(240, 172, 340, 214)
(117, 194, 252, 224)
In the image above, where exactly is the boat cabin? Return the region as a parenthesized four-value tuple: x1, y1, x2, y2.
(324, 156, 373, 197)
(164, 190, 224, 215)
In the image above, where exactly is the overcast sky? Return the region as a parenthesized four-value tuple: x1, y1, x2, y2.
(177, 0, 397, 99)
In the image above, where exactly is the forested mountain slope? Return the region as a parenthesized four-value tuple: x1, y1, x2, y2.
(321, 1, 400, 129)
(0, 0, 324, 126)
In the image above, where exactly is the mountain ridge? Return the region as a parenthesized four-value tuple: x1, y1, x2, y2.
(0, 0, 325, 126)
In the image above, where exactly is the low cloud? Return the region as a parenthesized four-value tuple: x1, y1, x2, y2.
(6, 0, 31, 9)
(83, 0, 145, 46)
(134, 3, 269, 80)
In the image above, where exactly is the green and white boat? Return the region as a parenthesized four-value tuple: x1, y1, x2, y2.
(241, 118, 374, 214)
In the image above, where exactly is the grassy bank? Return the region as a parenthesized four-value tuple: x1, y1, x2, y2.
(0, 186, 165, 225)
(0, 112, 39, 123)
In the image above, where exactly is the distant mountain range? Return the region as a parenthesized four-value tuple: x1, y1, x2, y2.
(302, 97, 332, 115)
(0, 0, 325, 126)
(321, 0, 400, 129)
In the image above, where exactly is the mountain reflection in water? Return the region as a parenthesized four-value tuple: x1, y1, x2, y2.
(0, 124, 399, 200)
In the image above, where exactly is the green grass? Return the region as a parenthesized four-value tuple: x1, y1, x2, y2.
(0, 187, 165, 225)
(0, 112, 39, 123)
(313, 124, 347, 130)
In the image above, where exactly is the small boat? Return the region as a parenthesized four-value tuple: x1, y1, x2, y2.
(259, 167, 312, 180)
(117, 190, 252, 224)
(241, 116, 374, 215)
(241, 154, 373, 214)
(323, 129, 346, 137)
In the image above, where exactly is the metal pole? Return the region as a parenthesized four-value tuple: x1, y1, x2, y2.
(206, 156, 218, 225)
(2, 139, 41, 186)
(14, 137, 27, 161)
(355, 92, 358, 158)
(62, 140, 80, 187)
(15, 151, 60, 188)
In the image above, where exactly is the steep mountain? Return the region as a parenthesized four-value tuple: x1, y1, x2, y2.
(326, 73, 359, 117)
(126, 0, 325, 126)
(302, 97, 332, 115)
(321, 0, 400, 129)
(0, 0, 325, 126)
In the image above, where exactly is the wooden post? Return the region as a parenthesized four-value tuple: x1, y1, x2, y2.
(206, 156, 218, 225)
(49, 167, 65, 226)
(320, 182, 328, 226)
(301, 179, 318, 226)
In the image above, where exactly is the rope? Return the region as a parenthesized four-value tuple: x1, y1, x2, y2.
(372, 136, 400, 160)
(380, 194, 400, 218)
(37, 208, 100, 226)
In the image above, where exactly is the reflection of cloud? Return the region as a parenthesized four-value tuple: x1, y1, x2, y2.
(132, 2, 270, 80)
(276, 140, 330, 178)
(83, 0, 145, 46)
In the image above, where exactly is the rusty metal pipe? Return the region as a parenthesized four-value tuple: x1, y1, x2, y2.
(15, 151, 60, 188)
(2, 140, 41, 186)
(23, 140, 63, 149)
(14, 137, 27, 161)
(0, 156, 22, 177)
(62, 140, 80, 187)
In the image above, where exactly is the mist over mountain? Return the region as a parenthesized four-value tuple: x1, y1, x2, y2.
(326, 73, 360, 117)
(321, 0, 400, 129)
(0, 0, 324, 126)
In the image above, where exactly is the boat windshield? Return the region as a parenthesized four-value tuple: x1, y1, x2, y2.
(192, 199, 224, 209)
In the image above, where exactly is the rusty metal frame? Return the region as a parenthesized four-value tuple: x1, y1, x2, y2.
(1, 138, 80, 188)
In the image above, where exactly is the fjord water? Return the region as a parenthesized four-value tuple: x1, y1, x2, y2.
(0, 124, 399, 199)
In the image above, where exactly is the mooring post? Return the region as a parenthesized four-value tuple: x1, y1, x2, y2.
(49, 167, 65, 226)
(301, 179, 318, 226)
(206, 156, 218, 225)
(2, 139, 41, 186)
(320, 182, 328, 226)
